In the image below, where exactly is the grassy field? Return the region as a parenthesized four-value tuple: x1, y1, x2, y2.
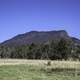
(0, 59, 80, 80)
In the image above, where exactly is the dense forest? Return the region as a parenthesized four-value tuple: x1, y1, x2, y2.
(0, 38, 80, 60)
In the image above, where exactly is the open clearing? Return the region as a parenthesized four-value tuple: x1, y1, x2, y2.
(0, 59, 80, 67)
(0, 59, 80, 80)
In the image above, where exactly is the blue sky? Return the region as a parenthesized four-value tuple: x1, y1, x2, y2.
(0, 0, 80, 42)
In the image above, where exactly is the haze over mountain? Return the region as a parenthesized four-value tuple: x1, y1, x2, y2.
(2, 30, 80, 47)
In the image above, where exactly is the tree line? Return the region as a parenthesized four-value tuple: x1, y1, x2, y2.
(0, 38, 80, 60)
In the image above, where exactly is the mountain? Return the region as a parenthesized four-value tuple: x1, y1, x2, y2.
(71, 37, 80, 44)
(1, 30, 80, 46)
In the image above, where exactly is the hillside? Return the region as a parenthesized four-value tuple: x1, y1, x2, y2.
(0, 30, 80, 60)
(2, 30, 80, 46)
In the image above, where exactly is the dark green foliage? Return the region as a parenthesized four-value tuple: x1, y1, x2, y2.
(0, 39, 80, 60)
(71, 45, 80, 60)
(56, 39, 71, 60)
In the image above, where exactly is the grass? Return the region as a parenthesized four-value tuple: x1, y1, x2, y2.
(0, 59, 80, 80)
(0, 64, 80, 80)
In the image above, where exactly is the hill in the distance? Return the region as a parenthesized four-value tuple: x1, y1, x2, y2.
(1, 30, 80, 46)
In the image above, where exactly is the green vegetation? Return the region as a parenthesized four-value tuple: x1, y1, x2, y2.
(0, 38, 80, 60)
(0, 60, 80, 80)
(0, 63, 80, 80)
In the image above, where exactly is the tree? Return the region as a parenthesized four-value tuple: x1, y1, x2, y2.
(56, 38, 71, 60)
(40, 44, 50, 60)
(72, 45, 80, 60)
